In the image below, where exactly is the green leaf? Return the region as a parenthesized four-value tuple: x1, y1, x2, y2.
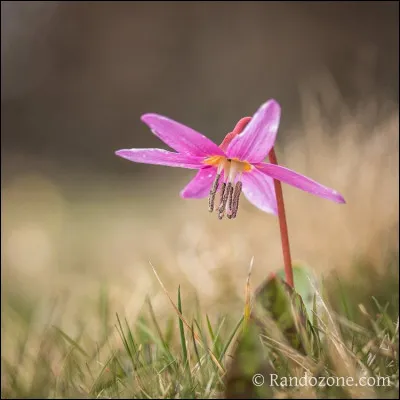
(225, 273, 321, 399)
(224, 321, 274, 399)
(276, 263, 319, 320)
(255, 274, 315, 353)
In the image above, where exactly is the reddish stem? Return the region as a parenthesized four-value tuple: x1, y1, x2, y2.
(222, 117, 294, 288)
(268, 147, 294, 288)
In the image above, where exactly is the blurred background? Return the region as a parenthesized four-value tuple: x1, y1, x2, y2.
(1, 0, 399, 365)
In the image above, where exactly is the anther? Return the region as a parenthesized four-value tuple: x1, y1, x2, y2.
(231, 181, 243, 219)
(218, 182, 231, 220)
(216, 182, 226, 219)
(226, 184, 235, 219)
(208, 173, 221, 212)
(217, 183, 226, 219)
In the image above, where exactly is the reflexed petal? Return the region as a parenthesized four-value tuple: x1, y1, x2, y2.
(141, 114, 225, 157)
(226, 100, 281, 163)
(241, 168, 278, 214)
(180, 167, 217, 199)
(115, 148, 204, 169)
(257, 163, 346, 204)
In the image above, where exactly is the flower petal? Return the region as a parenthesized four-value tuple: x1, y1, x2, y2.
(226, 100, 281, 163)
(180, 167, 217, 199)
(257, 163, 346, 204)
(241, 168, 277, 214)
(115, 148, 204, 169)
(141, 114, 225, 157)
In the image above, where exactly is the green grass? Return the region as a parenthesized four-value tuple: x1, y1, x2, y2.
(1, 261, 399, 399)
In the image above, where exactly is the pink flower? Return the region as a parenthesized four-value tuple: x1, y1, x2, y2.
(116, 100, 345, 219)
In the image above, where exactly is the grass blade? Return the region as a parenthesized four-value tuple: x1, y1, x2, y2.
(52, 326, 89, 358)
(218, 315, 244, 362)
(178, 285, 188, 366)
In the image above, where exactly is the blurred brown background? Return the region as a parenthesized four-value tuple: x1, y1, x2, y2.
(1, 1, 398, 177)
(1, 1, 399, 331)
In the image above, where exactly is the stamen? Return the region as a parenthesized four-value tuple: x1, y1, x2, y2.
(218, 182, 231, 220)
(206, 157, 249, 220)
(231, 181, 243, 219)
(217, 182, 226, 218)
(226, 184, 235, 219)
(208, 173, 220, 212)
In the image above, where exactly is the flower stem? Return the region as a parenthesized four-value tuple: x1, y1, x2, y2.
(268, 147, 294, 288)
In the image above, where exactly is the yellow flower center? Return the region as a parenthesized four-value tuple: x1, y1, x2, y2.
(203, 156, 252, 173)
